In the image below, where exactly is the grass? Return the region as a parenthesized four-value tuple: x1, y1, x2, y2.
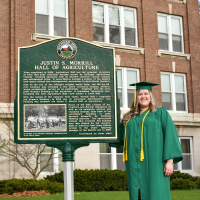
(0, 190, 200, 200)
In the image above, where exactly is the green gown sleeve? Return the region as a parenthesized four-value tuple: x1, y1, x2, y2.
(109, 123, 125, 148)
(160, 107, 183, 164)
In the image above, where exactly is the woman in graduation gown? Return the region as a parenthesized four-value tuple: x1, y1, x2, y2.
(112, 81, 183, 200)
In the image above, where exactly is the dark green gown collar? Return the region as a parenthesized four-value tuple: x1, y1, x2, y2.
(139, 108, 150, 116)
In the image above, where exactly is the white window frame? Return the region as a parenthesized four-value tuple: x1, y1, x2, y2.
(92, 1, 138, 47)
(161, 72, 188, 113)
(116, 67, 140, 110)
(175, 137, 193, 172)
(35, 0, 69, 37)
(99, 144, 125, 170)
(40, 147, 62, 175)
(157, 13, 184, 53)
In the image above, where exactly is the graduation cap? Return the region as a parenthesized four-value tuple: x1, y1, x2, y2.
(130, 81, 160, 107)
(130, 81, 160, 91)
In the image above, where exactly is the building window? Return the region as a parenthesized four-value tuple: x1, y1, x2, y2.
(40, 146, 63, 173)
(161, 72, 187, 112)
(116, 67, 139, 110)
(99, 143, 125, 170)
(157, 13, 184, 53)
(35, 0, 68, 37)
(92, 2, 138, 46)
(174, 137, 193, 171)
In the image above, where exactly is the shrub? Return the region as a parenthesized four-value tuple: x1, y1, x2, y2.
(0, 179, 64, 194)
(170, 178, 197, 190)
(74, 169, 128, 191)
(44, 169, 128, 191)
(195, 179, 200, 189)
(170, 171, 193, 181)
(44, 171, 64, 183)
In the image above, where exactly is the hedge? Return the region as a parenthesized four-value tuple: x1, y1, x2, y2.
(44, 170, 200, 191)
(170, 178, 197, 190)
(0, 179, 63, 194)
(0, 170, 200, 195)
(44, 169, 128, 191)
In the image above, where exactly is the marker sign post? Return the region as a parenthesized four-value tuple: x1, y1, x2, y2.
(14, 38, 120, 200)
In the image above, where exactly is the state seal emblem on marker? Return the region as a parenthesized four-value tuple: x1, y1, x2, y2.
(57, 39, 77, 60)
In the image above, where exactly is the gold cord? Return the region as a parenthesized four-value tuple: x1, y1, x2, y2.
(123, 117, 131, 162)
(140, 109, 150, 161)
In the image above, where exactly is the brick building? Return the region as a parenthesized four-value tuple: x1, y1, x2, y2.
(0, 0, 200, 179)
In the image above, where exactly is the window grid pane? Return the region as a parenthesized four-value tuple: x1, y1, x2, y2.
(109, 26, 120, 44)
(100, 154, 111, 169)
(93, 4, 104, 23)
(118, 89, 123, 107)
(162, 92, 172, 110)
(182, 155, 192, 170)
(54, 17, 66, 36)
(181, 139, 190, 153)
(93, 24, 104, 42)
(40, 154, 54, 172)
(109, 7, 120, 26)
(36, 14, 49, 35)
(175, 93, 186, 111)
(175, 75, 185, 92)
(171, 18, 181, 35)
(161, 74, 171, 92)
(158, 15, 167, 33)
(117, 155, 126, 170)
(127, 90, 135, 108)
(124, 10, 135, 28)
(159, 33, 168, 50)
(36, 0, 48, 14)
(54, 0, 66, 17)
(172, 35, 182, 52)
(125, 28, 135, 46)
(117, 69, 122, 87)
(127, 70, 137, 88)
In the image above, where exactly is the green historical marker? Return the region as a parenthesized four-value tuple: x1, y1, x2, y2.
(14, 38, 120, 146)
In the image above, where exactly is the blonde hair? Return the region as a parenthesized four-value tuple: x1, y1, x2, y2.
(122, 90, 157, 125)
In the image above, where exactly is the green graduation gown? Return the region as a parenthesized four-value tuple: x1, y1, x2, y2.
(123, 107, 182, 200)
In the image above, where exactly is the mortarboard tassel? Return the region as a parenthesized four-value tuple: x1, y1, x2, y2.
(134, 83, 136, 107)
(123, 152, 125, 162)
(140, 149, 144, 161)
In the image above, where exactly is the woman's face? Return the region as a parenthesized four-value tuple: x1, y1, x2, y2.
(138, 89, 151, 108)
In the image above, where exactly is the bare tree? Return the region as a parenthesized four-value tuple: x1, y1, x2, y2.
(0, 140, 6, 152)
(0, 103, 55, 179)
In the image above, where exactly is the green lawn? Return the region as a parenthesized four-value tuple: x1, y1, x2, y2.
(0, 190, 200, 200)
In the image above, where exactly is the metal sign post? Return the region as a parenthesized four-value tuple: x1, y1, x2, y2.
(63, 161, 74, 200)
(62, 143, 74, 200)
(46, 142, 89, 200)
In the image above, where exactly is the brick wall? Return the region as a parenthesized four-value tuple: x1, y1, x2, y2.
(0, 0, 200, 113)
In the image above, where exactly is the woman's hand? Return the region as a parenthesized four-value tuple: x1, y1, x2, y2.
(163, 159, 174, 177)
